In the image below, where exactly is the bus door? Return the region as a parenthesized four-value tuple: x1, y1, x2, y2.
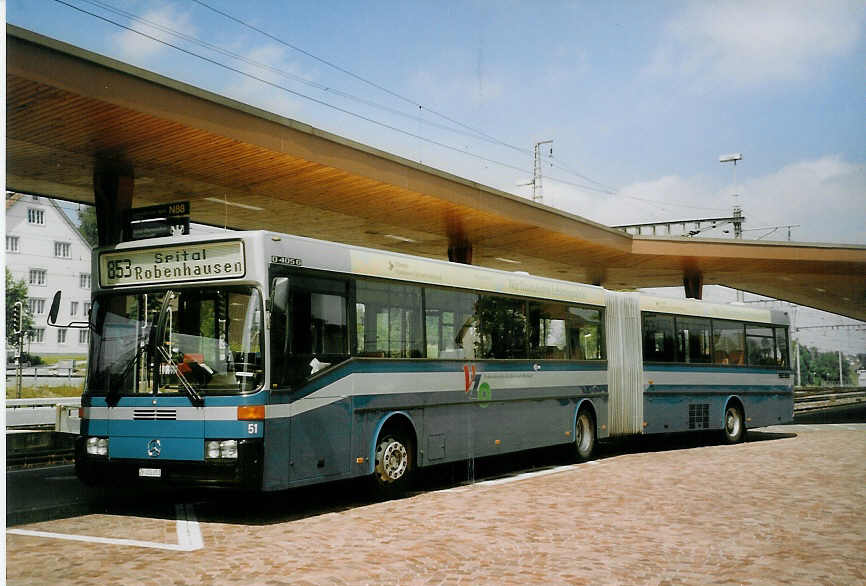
(270, 272, 352, 482)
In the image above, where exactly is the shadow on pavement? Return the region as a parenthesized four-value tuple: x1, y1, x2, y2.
(792, 403, 866, 424)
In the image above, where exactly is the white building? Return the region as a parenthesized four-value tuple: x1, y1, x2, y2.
(5, 193, 92, 357)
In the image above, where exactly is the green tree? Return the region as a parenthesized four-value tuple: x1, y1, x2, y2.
(5, 269, 33, 344)
(78, 205, 98, 246)
(798, 345, 855, 386)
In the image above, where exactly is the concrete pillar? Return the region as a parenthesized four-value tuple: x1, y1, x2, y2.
(93, 159, 134, 246)
(683, 269, 703, 300)
(448, 240, 473, 264)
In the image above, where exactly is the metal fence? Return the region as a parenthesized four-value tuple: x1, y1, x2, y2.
(6, 398, 82, 432)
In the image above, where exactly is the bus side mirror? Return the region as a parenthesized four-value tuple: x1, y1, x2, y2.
(47, 290, 89, 329)
(48, 291, 62, 325)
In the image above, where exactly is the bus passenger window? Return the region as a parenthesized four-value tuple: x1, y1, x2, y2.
(424, 288, 478, 359)
(355, 280, 423, 358)
(675, 316, 711, 363)
(475, 295, 527, 359)
(774, 327, 790, 368)
(567, 306, 604, 360)
(528, 301, 567, 359)
(713, 320, 745, 365)
(746, 325, 776, 366)
(642, 313, 675, 362)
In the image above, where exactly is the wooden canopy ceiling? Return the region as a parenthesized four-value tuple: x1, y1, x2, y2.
(6, 25, 866, 320)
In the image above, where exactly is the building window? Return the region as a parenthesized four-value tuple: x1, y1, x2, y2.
(84, 302, 92, 316)
(32, 328, 45, 343)
(57, 329, 68, 344)
(29, 269, 47, 286)
(79, 329, 89, 344)
(70, 301, 79, 316)
(80, 273, 91, 288)
(28, 298, 46, 315)
(6, 235, 19, 252)
(54, 242, 71, 258)
(27, 208, 45, 225)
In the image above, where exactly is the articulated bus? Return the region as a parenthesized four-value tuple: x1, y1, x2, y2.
(62, 231, 793, 492)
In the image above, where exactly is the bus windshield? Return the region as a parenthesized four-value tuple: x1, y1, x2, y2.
(88, 286, 264, 400)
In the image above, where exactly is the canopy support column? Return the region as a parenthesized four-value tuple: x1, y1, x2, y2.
(683, 269, 703, 300)
(448, 240, 473, 264)
(93, 159, 134, 246)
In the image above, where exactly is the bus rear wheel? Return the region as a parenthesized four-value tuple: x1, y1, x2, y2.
(372, 430, 414, 497)
(575, 409, 596, 461)
(723, 404, 745, 444)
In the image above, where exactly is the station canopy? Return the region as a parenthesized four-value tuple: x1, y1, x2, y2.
(7, 25, 866, 320)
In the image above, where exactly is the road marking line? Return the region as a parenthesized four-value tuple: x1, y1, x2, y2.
(7, 504, 204, 552)
(175, 503, 203, 550)
(478, 464, 578, 487)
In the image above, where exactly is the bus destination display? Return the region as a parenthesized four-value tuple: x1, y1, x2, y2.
(99, 241, 245, 287)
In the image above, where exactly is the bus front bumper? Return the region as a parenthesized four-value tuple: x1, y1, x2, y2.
(74, 437, 263, 490)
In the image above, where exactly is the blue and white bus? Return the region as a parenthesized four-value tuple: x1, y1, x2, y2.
(62, 230, 793, 492)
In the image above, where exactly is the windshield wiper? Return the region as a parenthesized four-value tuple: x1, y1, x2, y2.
(157, 344, 204, 407)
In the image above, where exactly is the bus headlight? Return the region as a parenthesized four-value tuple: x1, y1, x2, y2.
(205, 441, 221, 459)
(219, 440, 238, 459)
(86, 437, 108, 456)
(205, 440, 238, 460)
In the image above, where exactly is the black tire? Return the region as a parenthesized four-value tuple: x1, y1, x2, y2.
(722, 404, 745, 444)
(575, 409, 596, 461)
(371, 429, 414, 498)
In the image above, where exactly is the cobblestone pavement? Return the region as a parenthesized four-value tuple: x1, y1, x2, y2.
(7, 424, 866, 585)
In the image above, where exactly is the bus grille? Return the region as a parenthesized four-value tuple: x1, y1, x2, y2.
(133, 408, 178, 421)
(688, 404, 709, 429)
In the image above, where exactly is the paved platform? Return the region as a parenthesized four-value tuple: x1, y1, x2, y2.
(6, 424, 865, 585)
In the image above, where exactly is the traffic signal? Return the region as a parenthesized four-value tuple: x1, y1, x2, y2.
(12, 301, 23, 334)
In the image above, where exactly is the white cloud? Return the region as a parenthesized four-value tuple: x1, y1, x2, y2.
(111, 3, 196, 60)
(645, 1, 864, 91)
(552, 155, 865, 245)
(742, 156, 865, 244)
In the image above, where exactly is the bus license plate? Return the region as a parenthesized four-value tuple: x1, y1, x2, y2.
(139, 468, 162, 478)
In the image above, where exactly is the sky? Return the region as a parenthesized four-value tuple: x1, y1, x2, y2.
(6, 0, 866, 353)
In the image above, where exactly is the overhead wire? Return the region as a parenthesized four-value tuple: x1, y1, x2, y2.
(73, 0, 514, 147)
(190, 0, 663, 200)
(192, 0, 656, 201)
(189, 0, 528, 155)
(48, 0, 541, 174)
(47, 0, 740, 218)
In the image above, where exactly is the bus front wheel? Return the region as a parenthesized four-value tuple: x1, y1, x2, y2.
(372, 430, 414, 497)
(575, 409, 596, 461)
(723, 404, 745, 444)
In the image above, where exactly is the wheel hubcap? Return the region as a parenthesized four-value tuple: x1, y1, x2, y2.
(376, 438, 408, 483)
(726, 409, 741, 437)
(577, 414, 593, 454)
